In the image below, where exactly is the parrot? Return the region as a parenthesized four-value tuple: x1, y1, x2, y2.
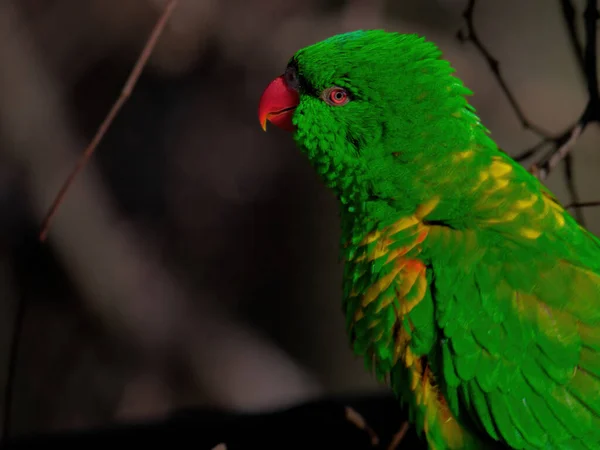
(257, 30, 600, 450)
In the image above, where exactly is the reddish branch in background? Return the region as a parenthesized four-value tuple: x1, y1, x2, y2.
(38, 0, 179, 242)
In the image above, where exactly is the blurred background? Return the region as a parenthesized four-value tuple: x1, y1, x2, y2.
(0, 0, 599, 439)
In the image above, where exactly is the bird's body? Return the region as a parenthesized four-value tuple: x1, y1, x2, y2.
(258, 30, 600, 449)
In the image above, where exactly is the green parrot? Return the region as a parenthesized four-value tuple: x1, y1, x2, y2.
(257, 30, 600, 449)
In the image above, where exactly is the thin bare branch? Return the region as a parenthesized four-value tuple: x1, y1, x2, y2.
(533, 124, 583, 180)
(387, 421, 410, 450)
(565, 200, 600, 209)
(345, 406, 380, 447)
(564, 153, 585, 224)
(39, 0, 179, 242)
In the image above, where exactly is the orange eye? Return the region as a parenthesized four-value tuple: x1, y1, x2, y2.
(323, 87, 350, 106)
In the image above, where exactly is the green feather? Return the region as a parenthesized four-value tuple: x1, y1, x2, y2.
(468, 381, 499, 441)
(488, 390, 526, 449)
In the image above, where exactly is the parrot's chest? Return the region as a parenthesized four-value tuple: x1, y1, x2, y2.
(340, 216, 432, 376)
(341, 254, 401, 376)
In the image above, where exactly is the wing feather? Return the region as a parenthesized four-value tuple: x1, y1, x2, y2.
(429, 196, 600, 447)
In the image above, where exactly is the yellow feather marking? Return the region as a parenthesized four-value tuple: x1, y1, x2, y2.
(387, 216, 420, 236)
(366, 230, 424, 263)
(415, 196, 440, 219)
(571, 263, 600, 284)
(520, 228, 542, 239)
(471, 170, 490, 191)
(405, 346, 415, 368)
(410, 368, 422, 397)
(396, 266, 421, 298)
(541, 194, 567, 228)
(361, 230, 381, 245)
(452, 150, 474, 162)
(393, 328, 410, 364)
(515, 194, 538, 209)
(385, 245, 413, 263)
(354, 309, 364, 321)
(359, 209, 431, 263)
(553, 210, 566, 227)
(438, 411, 466, 449)
(361, 264, 403, 307)
(403, 347, 467, 449)
(353, 200, 470, 447)
(539, 199, 549, 219)
(401, 271, 428, 315)
(360, 216, 419, 247)
(546, 197, 564, 212)
(485, 210, 519, 224)
(491, 178, 510, 191)
(489, 159, 513, 177)
(373, 328, 384, 342)
(422, 367, 432, 405)
(374, 293, 396, 313)
(369, 238, 393, 261)
(512, 291, 538, 318)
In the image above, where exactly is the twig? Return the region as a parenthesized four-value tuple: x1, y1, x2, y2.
(531, 124, 582, 179)
(211, 444, 227, 450)
(512, 138, 551, 162)
(565, 200, 600, 209)
(387, 421, 410, 450)
(344, 406, 380, 447)
(563, 153, 585, 223)
(38, 0, 179, 242)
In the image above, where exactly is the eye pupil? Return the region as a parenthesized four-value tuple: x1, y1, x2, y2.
(322, 87, 349, 106)
(329, 88, 347, 105)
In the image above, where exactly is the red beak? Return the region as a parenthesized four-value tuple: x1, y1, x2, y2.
(258, 75, 299, 132)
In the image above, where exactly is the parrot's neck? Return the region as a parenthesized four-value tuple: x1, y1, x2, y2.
(335, 145, 515, 250)
(337, 196, 409, 260)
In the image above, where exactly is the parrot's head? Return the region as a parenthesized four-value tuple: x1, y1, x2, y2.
(258, 29, 493, 213)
